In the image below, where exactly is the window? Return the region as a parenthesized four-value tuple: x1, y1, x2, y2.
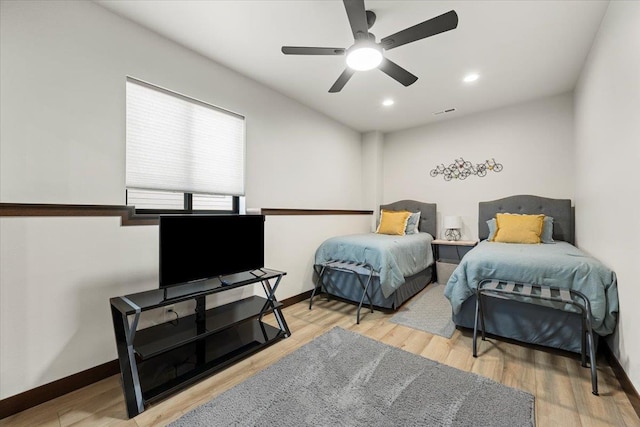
(125, 189, 237, 213)
(125, 77, 244, 214)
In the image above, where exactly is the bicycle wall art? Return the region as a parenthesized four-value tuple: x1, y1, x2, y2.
(430, 158, 503, 181)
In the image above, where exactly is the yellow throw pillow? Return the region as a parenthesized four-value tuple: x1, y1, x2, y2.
(493, 213, 544, 244)
(376, 210, 411, 236)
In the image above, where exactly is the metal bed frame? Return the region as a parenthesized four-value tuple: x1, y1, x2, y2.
(473, 279, 598, 395)
(311, 260, 375, 324)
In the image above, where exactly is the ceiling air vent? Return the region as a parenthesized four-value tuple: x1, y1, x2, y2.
(432, 108, 456, 116)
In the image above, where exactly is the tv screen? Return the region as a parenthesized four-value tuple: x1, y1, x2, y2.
(159, 214, 265, 288)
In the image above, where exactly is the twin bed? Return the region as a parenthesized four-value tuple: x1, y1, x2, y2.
(313, 200, 436, 311)
(445, 195, 618, 354)
(313, 195, 619, 358)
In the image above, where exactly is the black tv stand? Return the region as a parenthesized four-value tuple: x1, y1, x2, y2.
(161, 277, 218, 300)
(249, 268, 267, 277)
(110, 268, 289, 418)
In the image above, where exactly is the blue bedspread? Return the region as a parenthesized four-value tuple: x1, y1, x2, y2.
(314, 232, 434, 299)
(444, 241, 619, 335)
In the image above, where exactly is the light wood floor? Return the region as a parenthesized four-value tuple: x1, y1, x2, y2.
(3, 289, 639, 427)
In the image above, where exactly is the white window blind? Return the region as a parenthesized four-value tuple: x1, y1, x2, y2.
(126, 189, 185, 210)
(192, 194, 234, 210)
(126, 78, 245, 196)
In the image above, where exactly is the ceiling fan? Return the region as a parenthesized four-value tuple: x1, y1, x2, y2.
(281, 0, 458, 93)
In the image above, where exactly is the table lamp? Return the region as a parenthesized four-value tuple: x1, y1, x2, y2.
(443, 215, 462, 241)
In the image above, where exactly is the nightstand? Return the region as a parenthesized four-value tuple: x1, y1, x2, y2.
(432, 239, 478, 284)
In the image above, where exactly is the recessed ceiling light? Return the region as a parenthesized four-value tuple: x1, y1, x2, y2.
(463, 73, 479, 83)
(382, 99, 394, 107)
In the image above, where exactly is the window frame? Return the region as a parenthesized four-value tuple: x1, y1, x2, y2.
(126, 190, 239, 216)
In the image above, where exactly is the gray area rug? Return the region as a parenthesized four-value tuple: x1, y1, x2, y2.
(389, 283, 456, 338)
(169, 327, 534, 427)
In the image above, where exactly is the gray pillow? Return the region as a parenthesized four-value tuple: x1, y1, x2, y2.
(405, 211, 421, 235)
(540, 216, 555, 243)
(486, 218, 497, 241)
(486, 216, 554, 243)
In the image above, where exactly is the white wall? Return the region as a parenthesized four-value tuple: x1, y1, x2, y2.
(574, 1, 640, 392)
(383, 94, 575, 240)
(362, 131, 384, 231)
(0, 0, 367, 399)
(264, 215, 371, 299)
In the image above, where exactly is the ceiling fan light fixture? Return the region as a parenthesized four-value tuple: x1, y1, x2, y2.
(463, 73, 480, 83)
(346, 43, 383, 71)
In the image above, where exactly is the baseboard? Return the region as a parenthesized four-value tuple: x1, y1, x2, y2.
(601, 341, 640, 419)
(280, 289, 313, 308)
(0, 289, 314, 420)
(0, 359, 120, 419)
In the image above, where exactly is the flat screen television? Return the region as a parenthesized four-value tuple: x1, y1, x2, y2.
(159, 214, 265, 289)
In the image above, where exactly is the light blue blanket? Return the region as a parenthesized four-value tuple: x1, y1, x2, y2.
(444, 241, 619, 335)
(315, 232, 434, 299)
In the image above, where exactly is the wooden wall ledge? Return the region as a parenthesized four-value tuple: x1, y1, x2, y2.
(0, 203, 372, 225)
(0, 203, 158, 226)
(260, 208, 372, 215)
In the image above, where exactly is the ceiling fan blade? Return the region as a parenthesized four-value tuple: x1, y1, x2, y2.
(281, 46, 345, 55)
(378, 58, 418, 87)
(343, 0, 369, 41)
(329, 68, 356, 93)
(381, 10, 458, 51)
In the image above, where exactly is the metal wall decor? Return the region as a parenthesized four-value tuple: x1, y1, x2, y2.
(430, 158, 503, 181)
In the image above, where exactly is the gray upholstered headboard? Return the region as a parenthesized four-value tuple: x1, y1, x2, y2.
(478, 195, 574, 244)
(379, 200, 437, 238)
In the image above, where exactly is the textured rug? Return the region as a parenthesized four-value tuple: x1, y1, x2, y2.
(389, 283, 456, 338)
(169, 327, 534, 427)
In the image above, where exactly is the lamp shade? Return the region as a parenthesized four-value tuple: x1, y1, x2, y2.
(443, 215, 462, 229)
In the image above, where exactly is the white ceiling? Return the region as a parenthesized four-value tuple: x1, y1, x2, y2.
(95, 0, 609, 133)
